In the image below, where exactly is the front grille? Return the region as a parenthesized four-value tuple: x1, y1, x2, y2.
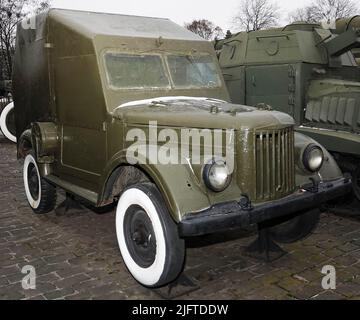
(255, 127, 295, 201)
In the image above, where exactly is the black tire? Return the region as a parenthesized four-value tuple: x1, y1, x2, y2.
(115, 182, 185, 288)
(268, 209, 320, 244)
(352, 166, 360, 201)
(18, 130, 34, 159)
(23, 153, 57, 214)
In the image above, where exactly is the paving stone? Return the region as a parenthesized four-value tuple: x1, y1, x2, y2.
(311, 290, 346, 300)
(277, 276, 308, 292)
(290, 284, 324, 300)
(54, 273, 91, 289)
(335, 283, 360, 298)
(24, 294, 46, 300)
(43, 287, 76, 300)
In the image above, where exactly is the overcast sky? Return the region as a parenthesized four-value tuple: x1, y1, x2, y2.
(51, 0, 313, 32)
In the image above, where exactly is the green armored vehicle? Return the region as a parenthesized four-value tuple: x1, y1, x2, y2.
(13, 9, 350, 288)
(336, 16, 360, 65)
(217, 21, 360, 200)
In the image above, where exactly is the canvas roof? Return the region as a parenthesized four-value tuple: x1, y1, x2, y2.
(48, 8, 204, 41)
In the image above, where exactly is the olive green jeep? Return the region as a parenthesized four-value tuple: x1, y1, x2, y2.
(13, 9, 351, 288)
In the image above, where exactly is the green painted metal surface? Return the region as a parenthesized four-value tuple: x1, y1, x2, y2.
(218, 21, 360, 159)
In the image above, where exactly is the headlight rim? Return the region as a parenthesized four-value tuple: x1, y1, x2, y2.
(302, 143, 324, 173)
(203, 159, 232, 193)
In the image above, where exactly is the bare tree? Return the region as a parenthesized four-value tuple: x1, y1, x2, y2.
(35, 1, 51, 14)
(289, 0, 358, 23)
(0, 0, 51, 79)
(233, 0, 280, 32)
(185, 19, 224, 40)
(289, 7, 318, 23)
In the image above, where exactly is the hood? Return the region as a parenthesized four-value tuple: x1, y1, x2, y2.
(112, 97, 294, 131)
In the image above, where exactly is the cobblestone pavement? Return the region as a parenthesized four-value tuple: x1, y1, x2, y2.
(0, 133, 360, 300)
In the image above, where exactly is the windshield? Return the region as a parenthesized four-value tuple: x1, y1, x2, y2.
(167, 55, 222, 88)
(103, 52, 222, 90)
(104, 53, 170, 89)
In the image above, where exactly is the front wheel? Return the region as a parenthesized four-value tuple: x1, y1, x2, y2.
(116, 183, 185, 288)
(23, 153, 57, 214)
(269, 209, 320, 244)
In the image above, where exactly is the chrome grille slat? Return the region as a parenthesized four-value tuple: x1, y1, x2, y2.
(255, 127, 295, 201)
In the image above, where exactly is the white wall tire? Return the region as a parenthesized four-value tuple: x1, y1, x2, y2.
(116, 183, 185, 288)
(0, 102, 16, 143)
(23, 153, 57, 214)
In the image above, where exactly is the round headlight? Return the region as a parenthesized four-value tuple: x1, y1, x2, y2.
(203, 160, 232, 192)
(303, 144, 324, 172)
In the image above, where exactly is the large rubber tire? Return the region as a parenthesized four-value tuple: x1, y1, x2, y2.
(269, 209, 320, 244)
(116, 183, 185, 288)
(23, 153, 57, 214)
(0, 102, 16, 143)
(352, 166, 360, 201)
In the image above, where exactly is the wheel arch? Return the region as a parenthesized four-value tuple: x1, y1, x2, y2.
(18, 129, 33, 159)
(99, 153, 210, 222)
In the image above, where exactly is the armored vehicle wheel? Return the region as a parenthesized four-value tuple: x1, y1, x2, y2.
(353, 166, 360, 201)
(116, 183, 185, 288)
(23, 153, 57, 214)
(269, 209, 320, 244)
(0, 102, 16, 143)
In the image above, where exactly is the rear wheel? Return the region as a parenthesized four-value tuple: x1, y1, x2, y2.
(269, 209, 320, 244)
(116, 183, 185, 288)
(0, 102, 16, 143)
(23, 153, 57, 214)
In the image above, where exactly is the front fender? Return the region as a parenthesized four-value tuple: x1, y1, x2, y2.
(294, 132, 343, 186)
(99, 149, 211, 222)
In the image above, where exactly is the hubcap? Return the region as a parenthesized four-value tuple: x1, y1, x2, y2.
(124, 205, 157, 268)
(27, 163, 40, 201)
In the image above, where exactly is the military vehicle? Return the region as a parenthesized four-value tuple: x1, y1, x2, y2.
(13, 9, 350, 288)
(217, 21, 360, 201)
(336, 16, 360, 65)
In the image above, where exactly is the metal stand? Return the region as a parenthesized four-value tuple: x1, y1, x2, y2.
(55, 193, 86, 215)
(245, 224, 287, 262)
(153, 273, 199, 300)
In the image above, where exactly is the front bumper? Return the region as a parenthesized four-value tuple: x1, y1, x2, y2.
(178, 178, 351, 237)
